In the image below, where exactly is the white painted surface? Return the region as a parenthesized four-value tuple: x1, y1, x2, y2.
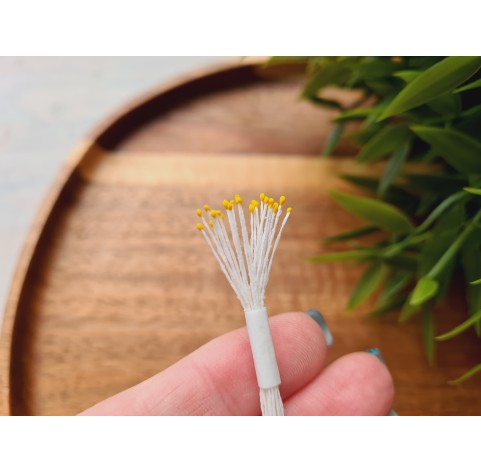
(0, 57, 229, 329)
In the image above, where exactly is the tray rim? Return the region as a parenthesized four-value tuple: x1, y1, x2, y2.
(0, 58, 280, 415)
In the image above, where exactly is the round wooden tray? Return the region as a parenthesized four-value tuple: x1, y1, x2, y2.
(1, 61, 481, 415)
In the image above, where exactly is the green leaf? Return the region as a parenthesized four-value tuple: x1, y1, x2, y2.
(383, 233, 429, 259)
(323, 225, 379, 243)
(383, 254, 418, 272)
(380, 56, 481, 119)
(458, 102, 481, 120)
(341, 174, 420, 215)
(347, 262, 384, 310)
(408, 57, 443, 70)
(411, 126, 481, 174)
(456, 103, 481, 137)
(468, 175, 481, 187)
(382, 193, 467, 261)
(341, 174, 382, 192)
(460, 233, 481, 335)
(307, 95, 344, 110)
(421, 307, 436, 366)
(404, 173, 468, 196)
(303, 60, 353, 97)
(331, 191, 414, 234)
(454, 77, 481, 93)
(427, 209, 481, 281)
(357, 58, 402, 81)
(402, 106, 443, 124)
(399, 298, 420, 323)
(415, 192, 468, 233)
(410, 277, 439, 306)
(334, 108, 372, 122)
(415, 203, 465, 301)
(381, 271, 413, 303)
(393, 70, 420, 83)
(308, 249, 377, 262)
(461, 233, 481, 282)
(356, 124, 411, 163)
(322, 122, 344, 156)
(417, 149, 438, 163)
(449, 363, 481, 384)
(266, 56, 308, 66)
(427, 93, 461, 118)
(463, 187, 481, 195)
(436, 310, 481, 341)
(378, 139, 411, 196)
(364, 80, 397, 96)
(365, 296, 405, 318)
(418, 203, 465, 277)
(415, 194, 438, 216)
(346, 123, 384, 146)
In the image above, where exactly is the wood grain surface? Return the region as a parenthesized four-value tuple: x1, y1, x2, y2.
(1, 62, 481, 415)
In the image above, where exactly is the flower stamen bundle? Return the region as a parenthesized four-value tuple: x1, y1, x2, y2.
(196, 193, 292, 415)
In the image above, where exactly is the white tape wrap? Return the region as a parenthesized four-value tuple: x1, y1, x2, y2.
(244, 307, 281, 389)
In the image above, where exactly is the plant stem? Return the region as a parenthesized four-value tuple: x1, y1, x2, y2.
(416, 191, 469, 233)
(428, 208, 481, 279)
(383, 191, 469, 258)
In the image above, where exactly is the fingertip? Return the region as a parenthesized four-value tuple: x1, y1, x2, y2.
(285, 351, 395, 416)
(265, 311, 329, 398)
(346, 352, 395, 414)
(271, 311, 329, 353)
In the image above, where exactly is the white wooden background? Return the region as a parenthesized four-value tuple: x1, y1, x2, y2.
(0, 57, 228, 329)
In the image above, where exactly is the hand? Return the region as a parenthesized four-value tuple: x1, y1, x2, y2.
(80, 311, 394, 415)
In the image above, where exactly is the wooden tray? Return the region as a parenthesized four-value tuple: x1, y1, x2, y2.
(1, 61, 481, 415)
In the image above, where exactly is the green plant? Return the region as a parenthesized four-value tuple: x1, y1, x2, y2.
(271, 56, 481, 383)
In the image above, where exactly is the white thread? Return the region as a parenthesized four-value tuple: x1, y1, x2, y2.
(196, 195, 291, 416)
(260, 387, 284, 416)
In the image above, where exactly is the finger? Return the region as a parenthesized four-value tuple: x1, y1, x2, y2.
(284, 352, 394, 416)
(80, 311, 329, 416)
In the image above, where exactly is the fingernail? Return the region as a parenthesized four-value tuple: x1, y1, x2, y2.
(366, 347, 385, 364)
(305, 309, 333, 347)
(367, 349, 396, 415)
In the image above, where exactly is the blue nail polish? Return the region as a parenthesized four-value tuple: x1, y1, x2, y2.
(366, 347, 385, 364)
(367, 349, 396, 415)
(305, 309, 333, 347)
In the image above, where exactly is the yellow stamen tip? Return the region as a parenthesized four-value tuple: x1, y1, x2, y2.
(209, 220, 214, 228)
(264, 196, 269, 204)
(216, 210, 222, 217)
(196, 223, 204, 231)
(196, 209, 202, 217)
(268, 197, 274, 205)
(210, 210, 217, 218)
(204, 205, 210, 212)
(279, 195, 286, 205)
(287, 207, 292, 213)
(260, 193, 265, 201)
(222, 199, 229, 209)
(249, 204, 254, 213)
(273, 202, 279, 213)
(235, 194, 242, 204)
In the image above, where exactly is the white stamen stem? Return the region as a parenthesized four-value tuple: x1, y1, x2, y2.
(196, 194, 291, 415)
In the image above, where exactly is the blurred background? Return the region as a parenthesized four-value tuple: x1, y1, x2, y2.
(0, 57, 228, 328)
